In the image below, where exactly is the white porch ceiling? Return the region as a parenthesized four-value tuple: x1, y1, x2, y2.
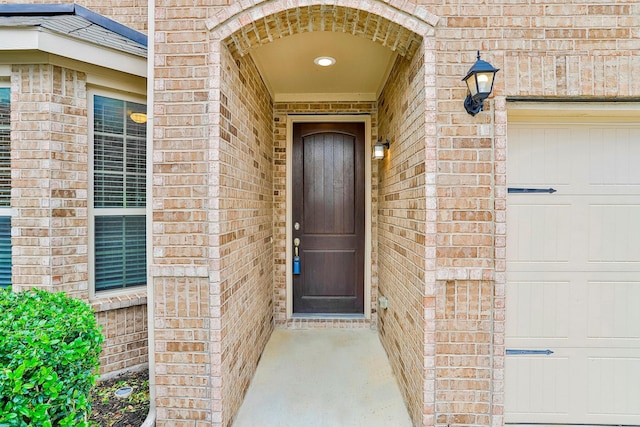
(249, 31, 397, 102)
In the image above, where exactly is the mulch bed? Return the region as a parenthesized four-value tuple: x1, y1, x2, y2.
(89, 368, 150, 427)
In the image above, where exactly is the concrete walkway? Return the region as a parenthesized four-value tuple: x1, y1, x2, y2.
(233, 328, 412, 427)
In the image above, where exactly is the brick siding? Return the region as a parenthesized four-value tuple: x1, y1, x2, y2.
(95, 300, 149, 374)
(11, 65, 89, 298)
(152, 19, 275, 425)
(152, 3, 211, 420)
(216, 44, 274, 426)
(6, 0, 638, 426)
(9, 63, 148, 375)
(377, 45, 428, 426)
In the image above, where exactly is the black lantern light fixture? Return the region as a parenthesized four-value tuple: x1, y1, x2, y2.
(462, 51, 499, 116)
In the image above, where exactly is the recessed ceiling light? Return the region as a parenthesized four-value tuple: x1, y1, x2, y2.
(314, 56, 336, 67)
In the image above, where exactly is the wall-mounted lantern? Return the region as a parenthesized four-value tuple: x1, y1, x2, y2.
(373, 138, 390, 160)
(462, 51, 499, 116)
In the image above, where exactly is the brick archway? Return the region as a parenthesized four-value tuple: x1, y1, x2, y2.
(198, 2, 440, 426)
(218, 5, 432, 62)
(206, 0, 439, 47)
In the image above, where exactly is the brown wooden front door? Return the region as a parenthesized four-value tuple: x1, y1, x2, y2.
(292, 122, 365, 314)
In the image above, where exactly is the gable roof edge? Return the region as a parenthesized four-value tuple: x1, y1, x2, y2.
(0, 3, 147, 47)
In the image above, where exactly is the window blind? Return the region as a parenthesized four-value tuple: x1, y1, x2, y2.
(0, 88, 9, 208)
(0, 88, 10, 288)
(93, 95, 146, 292)
(95, 216, 146, 291)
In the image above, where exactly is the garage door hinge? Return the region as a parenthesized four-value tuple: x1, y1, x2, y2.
(506, 349, 554, 355)
(507, 187, 557, 194)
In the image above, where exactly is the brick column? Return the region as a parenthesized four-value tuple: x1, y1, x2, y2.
(432, 46, 503, 424)
(11, 64, 89, 299)
(152, 5, 215, 423)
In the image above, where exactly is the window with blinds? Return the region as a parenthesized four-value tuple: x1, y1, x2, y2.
(93, 95, 146, 292)
(0, 88, 11, 289)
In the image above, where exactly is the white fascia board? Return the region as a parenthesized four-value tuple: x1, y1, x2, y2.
(0, 27, 146, 78)
(0, 28, 40, 50)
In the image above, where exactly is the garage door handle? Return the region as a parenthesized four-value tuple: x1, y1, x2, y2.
(506, 349, 554, 355)
(508, 187, 557, 194)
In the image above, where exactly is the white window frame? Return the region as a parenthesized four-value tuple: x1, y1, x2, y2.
(88, 88, 147, 298)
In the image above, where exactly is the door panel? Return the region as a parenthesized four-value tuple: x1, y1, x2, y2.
(302, 132, 356, 234)
(293, 122, 364, 314)
(303, 250, 356, 296)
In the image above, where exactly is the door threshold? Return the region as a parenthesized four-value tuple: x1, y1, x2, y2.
(291, 313, 366, 320)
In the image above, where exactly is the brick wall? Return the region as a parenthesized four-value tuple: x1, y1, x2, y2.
(153, 0, 640, 426)
(10, 63, 148, 375)
(153, 8, 275, 424)
(426, 2, 637, 426)
(217, 45, 274, 426)
(152, 2, 212, 423)
(11, 65, 89, 297)
(95, 301, 149, 374)
(449, 2, 639, 99)
(435, 280, 494, 426)
(153, 275, 211, 424)
(376, 47, 428, 426)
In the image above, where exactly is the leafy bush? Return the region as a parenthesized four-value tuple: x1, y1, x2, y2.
(0, 288, 104, 427)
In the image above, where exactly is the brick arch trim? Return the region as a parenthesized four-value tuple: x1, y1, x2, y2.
(205, 1, 439, 61)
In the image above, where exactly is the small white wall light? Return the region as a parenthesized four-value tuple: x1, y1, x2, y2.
(373, 138, 390, 160)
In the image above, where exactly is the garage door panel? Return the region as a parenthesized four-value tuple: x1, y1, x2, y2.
(509, 197, 640, 269)
(589, 127, 640, 188)
(508, 127, 574, 187)
(588, 355, 640, 417)
(510, 125, 640, 195)
(505, 355, 572, 419)
(587, 281, 640, 340)
(506, 280, 570, 340)
(589, 204, 640, 262)
(507, 203, 572, 263)
(507, 118, 640, 425)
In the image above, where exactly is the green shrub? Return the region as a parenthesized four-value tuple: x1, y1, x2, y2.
(0, 288, 104, 427)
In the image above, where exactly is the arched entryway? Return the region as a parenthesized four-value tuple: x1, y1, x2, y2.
(152, 2, 438, 426)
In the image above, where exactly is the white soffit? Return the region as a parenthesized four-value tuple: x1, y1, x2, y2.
(250, 31, 396, 103)
(0, 27, 146, 78)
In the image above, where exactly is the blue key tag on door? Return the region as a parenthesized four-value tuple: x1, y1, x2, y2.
(293, 255, 301, 275)
(293, 244, 301, 275)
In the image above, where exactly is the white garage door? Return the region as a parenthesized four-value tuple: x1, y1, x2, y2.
(506, 109, 640, 425)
